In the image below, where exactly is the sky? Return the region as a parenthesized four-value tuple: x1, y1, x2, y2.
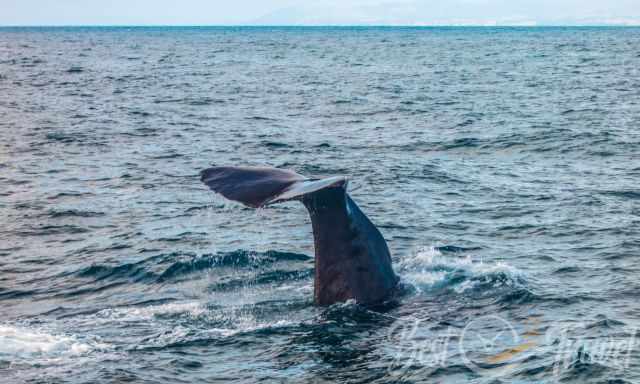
(1, 0, 640, 26)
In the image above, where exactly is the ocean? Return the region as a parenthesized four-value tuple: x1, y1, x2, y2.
(1, 26, 639, 383)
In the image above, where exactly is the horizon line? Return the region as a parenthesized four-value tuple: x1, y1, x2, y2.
(1, 24, 640, 28)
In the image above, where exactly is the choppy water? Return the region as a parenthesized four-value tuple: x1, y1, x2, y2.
(1, 26, 639, 383)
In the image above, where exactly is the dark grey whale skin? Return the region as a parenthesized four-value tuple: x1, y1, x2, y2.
(200, 166, 399, 306)
(302, 187, 399, 306)
(200, 166, 304, 208)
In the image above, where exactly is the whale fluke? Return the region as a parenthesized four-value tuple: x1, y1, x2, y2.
(200, 166, 305, 208)
(200, 166, 399, 306)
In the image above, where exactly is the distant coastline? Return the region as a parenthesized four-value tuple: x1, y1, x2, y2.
(1, 24, 640, 28)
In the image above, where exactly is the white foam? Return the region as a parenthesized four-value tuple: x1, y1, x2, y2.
(95, 301, 206, 322)
(0, 324, 107, 361)
(93, 301, 297, 342)
(197, 302, 296, 337)
(400, 246, 524, 293)
(209, 318, 295, 337)
(135, 309, 297, 348)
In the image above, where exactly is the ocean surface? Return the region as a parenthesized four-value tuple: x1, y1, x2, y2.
(1, 26, 639, 383)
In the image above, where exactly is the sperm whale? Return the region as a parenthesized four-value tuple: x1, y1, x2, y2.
(200, 166, 399, 306)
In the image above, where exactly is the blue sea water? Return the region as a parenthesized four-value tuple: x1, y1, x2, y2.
(0, 26, 639, 383)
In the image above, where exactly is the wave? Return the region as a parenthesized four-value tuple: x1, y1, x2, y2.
(206, 269, 313, 292)
(159, 250, 311, 281)
(94, 301, 207, 323)
(13, 224, 90, 237)
(599, 190, 640, 200)
(141, 319, 297, 350)
(67, 250, 312, 286)
(88, 300, 302, 349)
(75, 261, 156, 284)
(46, 209, 105, 218)
(0, 324, 109, 362)
(399, 246, 526, 296)
(261, 140, 293, 149)
(45, 132, 85, 143)
(153, 97, 224, 105)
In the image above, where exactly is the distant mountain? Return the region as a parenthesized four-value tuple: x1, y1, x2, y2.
(249, 1, 640, 26)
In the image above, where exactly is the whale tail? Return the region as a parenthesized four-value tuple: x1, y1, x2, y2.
(200, 166, 347, 208)
(200, 165, 398, 306)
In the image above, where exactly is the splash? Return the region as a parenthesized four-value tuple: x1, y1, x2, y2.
(399, 246, 525, 294)
(94, 301, 207, 323)
(92, 301, 299, 343)
(0, 324, 109, 362)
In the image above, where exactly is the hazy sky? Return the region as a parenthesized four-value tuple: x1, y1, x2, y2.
(2, 0, 639, 26)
